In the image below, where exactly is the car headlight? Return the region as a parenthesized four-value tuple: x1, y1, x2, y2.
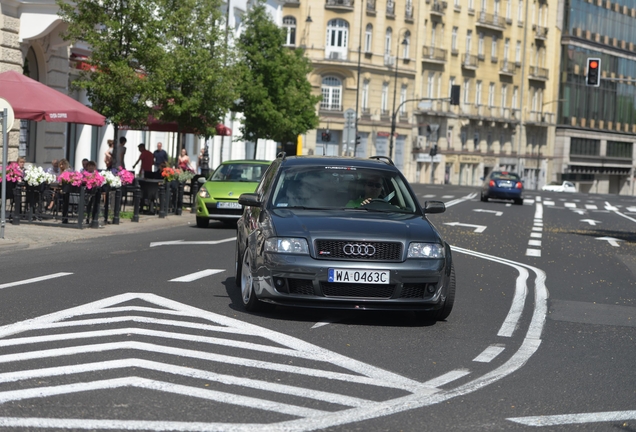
(265, 238, 309, 254)
(408, 243, 445, 258)
(198, 186, 210, 199)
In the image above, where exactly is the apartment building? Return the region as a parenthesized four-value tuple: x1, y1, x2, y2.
(554, 0, 636, 195)
(285, 0, 560, 187)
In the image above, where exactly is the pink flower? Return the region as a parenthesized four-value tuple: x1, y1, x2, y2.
(57, 170, 83, 186)
(116, 167, 134, 185)
(82, 171, 105, 189)
(0, 162, 23, 183)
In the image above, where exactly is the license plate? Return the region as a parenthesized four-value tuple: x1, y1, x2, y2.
(217, 202, 242, 209)
(328, 268, 390, 284)
(499, 181, 513, 187)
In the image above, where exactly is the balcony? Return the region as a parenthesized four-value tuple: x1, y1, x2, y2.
(325, 50, 348, 61)
(534, 24, 548, 41)
(529, 65, 549, 81)
(499, 60, 517, 75)
(366, 0, 376, 14)
(386, 0, 395, 17)
(476, 11, 506, 31)
(283, 0, 300, 6)
(384, 54, 395, 66)
(325, 0, 355, 11)
(527, 111, 555, 124)
(430, 1, 446, 17)
(405, 5, 414, 21)
(462, 53, 478, 69)
(422, 45, 447, 63)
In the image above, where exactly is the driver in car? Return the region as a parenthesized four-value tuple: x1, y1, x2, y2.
(346, 175, 383, 208)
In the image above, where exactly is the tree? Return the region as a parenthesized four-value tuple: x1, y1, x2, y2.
(153, 0, 238, 140)
(57, 0, 165, 137)
(236, 2, 320, 149)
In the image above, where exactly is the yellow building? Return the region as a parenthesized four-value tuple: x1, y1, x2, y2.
(284, 0, 560, 188)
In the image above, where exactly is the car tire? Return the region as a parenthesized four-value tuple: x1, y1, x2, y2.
(480, 192, 488, 202)
(240, 250, 265, 312)
(435, 263, 456, 321)
(196, 217, 209, 228)
(514, 198, 523, 205)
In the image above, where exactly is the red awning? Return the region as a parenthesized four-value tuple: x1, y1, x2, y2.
(215, 124, 232, 136)
(0, 70, 105, 126)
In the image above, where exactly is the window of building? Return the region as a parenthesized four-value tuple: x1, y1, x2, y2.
(402, 30, 411, 58)
(506, 0, 511, 20)
(449, 76, 456, 97)
(491, 36, 498, 59)
(570, 138, 600, 156)
(385, 27, 392, 55)
(283, 16, 296, 46)
(488, 83, 495, 107)
(381, 82, 389, 114)
(504, 38, 510, 60)
(463, 79, 471, 105)
(501, 84, 508, 108)
(431, 23, 438, 48)
(320, 76, 342, 111)
(427, 72, 435, 98)
(607, 141, 633, 158)
(365, 24, 373, 52)
(476, 80, 482, 106)
(515, 41, 521, 63)
(512, 86, 518, 109)
(362, 80, 369, 111)
(327, 19, 349, 48)
(400, 85, 407, 114)
(466, 30, 473, 53)
(518, 0, 523, 22)
(478, 33, 484, 57)
(452, 27, 458, 52)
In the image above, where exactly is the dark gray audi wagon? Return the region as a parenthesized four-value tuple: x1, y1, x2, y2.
(235, 154, 455, 320)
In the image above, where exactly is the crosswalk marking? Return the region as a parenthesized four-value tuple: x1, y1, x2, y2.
(564, 203, 576, 208)
(526, 249, 541, 257)
(169, 269, 224, 282)
(0, 273, 73, 290)
(473, 345, 506, 363)
(585, 204, 598, 210)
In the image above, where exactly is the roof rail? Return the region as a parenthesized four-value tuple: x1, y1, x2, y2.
(369, 155, 394, 166)
(276, 151, 287, 160)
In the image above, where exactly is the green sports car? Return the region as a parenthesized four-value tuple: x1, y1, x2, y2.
(195, 159, 271, 227)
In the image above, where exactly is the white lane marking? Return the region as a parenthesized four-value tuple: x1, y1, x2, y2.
(0, 359, 369, 408)
(473, 345, 506, 363)
(422, 194, 436, 198)
(627, 206, 636, 212)
(441, 195, 455, 199)
(169, 269, 224, 282)
(150, 237, 236, 247)
(530, 232, 542, 238)
(543, 201, 555, 206)
(605, 201, 636, 224)
(571, 209, 586, 215)
(595, 237, 622, 247)
(531, 226, 542, 232)
(528, 240, 541, 247)
(422, 370, 471, 388)
(444, 192, 478, 208)
(508, 410, 636, 426)
(580, 219, 601, 226)
(473, 209, 503, 216)
(526, 249, 541, 257)
(535, 196, 542, 202)
(0, 250, 548, 431)
(564, 202, 576, 208)
(0, 376, 327, 418)
(0, 272, 73, 290)
(443, 222, 487, 233)
(585, 204, 598, 210)
(311, 321, 338, 329)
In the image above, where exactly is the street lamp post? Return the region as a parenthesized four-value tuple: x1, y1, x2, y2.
(389, 32, 409, 160)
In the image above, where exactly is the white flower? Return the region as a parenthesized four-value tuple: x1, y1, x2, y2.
(23, 166, 55, 186)
(100, 170, 122, 188)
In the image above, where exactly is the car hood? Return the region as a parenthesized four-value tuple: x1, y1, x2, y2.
(202, 181, 258, 200)
(270, 209, 442, 243)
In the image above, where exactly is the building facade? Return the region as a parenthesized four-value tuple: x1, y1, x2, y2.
(554, 0, 636, 195)
(285, 0, 561, 188)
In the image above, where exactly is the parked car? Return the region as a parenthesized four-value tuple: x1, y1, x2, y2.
(235, 154, 456, 321)
(195, 159, 271, 227)
(480, 171, 524, 205)
(542, 181, 577, 193)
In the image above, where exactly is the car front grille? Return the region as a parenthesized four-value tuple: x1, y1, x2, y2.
(314, 240, 403, 261)
(204, 204, 243, 216)
(320, 282, 395, 299)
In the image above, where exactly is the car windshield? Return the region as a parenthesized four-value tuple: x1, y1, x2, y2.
(271, 166, 419, 213)
(210, 163, 267, 182)
(492, 172, 520, 181)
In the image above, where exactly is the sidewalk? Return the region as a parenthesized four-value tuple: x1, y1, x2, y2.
(0, 211, 196, 252)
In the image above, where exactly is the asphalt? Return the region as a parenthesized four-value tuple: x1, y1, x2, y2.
(0, 211, 196, 252)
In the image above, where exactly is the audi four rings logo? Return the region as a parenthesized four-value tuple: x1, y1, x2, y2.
(343, 244, 376, 256)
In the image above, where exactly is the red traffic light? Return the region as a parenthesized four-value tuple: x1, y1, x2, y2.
(589, 60, 599, 69)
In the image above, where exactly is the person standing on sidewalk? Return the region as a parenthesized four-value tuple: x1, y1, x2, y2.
(153, 142, 168, 172)
(133, 144, 154, 178)
(116, 136, 127, 170)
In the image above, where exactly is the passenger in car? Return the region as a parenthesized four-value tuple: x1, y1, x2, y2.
(346, 175, 383, 208)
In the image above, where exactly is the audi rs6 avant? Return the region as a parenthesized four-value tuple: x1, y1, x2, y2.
(235, 154, 456, 321)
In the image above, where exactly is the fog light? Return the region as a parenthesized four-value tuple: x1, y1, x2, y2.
(274, 278, 286, 287)
(427, 285, 436, 293)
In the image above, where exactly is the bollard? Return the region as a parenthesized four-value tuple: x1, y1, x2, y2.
(190, 179, 200, 214)
(77, 186, 86, 229)
(112, 187, 122, 225)
(103, 185, 110, 224)
(176, 182, 184, 216)
(158, 183, 166, 218)
(132, 184, 141, 222)
(90, 187, 101, 228)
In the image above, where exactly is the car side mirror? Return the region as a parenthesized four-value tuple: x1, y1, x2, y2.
(424, 200, 446, 214)
(238, 193, 262, 208)
(197, 177, 207, 184)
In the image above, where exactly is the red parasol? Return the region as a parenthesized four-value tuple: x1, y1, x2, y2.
(0, 70, 105, 126)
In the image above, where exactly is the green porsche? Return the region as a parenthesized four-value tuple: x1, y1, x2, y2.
(195, 159, 271, 228)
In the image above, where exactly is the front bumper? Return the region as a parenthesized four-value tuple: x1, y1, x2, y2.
(252, 253, 449, 311)
(196, 197, 243, 220)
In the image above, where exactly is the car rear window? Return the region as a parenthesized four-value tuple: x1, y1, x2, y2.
(210, 163, 268, 182)
(492, 172, 520, 181)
